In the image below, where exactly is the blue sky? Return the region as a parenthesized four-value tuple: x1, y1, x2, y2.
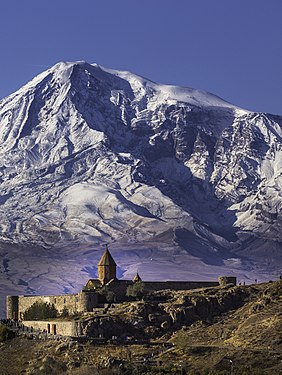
(1, 0, 281, 114)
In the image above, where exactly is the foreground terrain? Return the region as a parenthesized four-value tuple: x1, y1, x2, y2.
(0, 280, 281, 374)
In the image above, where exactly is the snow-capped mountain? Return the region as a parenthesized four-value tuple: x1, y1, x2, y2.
(0, 61, 281, 315)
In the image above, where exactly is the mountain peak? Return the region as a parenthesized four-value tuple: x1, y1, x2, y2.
(0, 60, 281, 312)
(45, 60, 247, 112)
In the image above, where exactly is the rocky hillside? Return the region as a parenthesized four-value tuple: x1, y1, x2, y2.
(0, 281, 281, 374)
(0, 61, 281, 315)
(80, 280, 282, 343)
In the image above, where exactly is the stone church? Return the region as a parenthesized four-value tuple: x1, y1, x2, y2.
(6, 247, 236, 320)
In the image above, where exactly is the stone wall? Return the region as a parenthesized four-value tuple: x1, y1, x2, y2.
(218, 276, 237, 286)
(6, 276, 236, 320)
(18, 294, 78, 319)
(106, 280, 220, 302)
(143, 281, 220, 292)
(23, 320, 79, 336)
(17, 291, 98, 320)
(79, 291, 98, 312)
(6, 296, 19, 320)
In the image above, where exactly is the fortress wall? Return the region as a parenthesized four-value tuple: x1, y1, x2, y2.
(105, 280, 220, 301)
(143, 281, 219, 292)
(18, 293, 81, 319)
(23, 320, 77, 336)
(18, 291, 99, 319)
(6, 296, 19, 320)
(78, 291, 98, 312)
(218, 276, 237, 286)
(8, 276, 235, 320)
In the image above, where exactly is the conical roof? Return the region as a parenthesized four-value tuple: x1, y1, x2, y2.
(133, 272, 142, 282)
(98, 247, 116, 267)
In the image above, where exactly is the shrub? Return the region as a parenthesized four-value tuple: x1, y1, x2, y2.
(98, 286, 116, 303)
(105, 290, 115, 303)
(23, 301, 58, 320)
(60, 306, 69, 317)
(0, 324, 15, 342)
(126, 282, 145, 300)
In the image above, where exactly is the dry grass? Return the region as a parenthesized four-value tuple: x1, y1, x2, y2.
(0, 281, 281, 374)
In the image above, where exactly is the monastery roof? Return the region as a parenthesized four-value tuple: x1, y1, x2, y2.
(98, 247, 117, 267)
(133, 272, 142, 282)
(86, 279, 101, 285)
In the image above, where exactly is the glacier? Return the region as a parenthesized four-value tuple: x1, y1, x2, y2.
(0, 61, 281, 316)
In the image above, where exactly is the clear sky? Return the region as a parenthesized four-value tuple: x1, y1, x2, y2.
(1, 0, 281, 114)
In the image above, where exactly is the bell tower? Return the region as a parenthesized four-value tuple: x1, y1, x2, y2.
(98, 247, 117, 284)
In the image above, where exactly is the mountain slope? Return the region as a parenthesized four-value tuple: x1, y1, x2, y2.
(0, 61, 281, 315)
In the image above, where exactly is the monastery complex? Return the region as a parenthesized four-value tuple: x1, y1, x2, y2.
(6, 248, 236, 323)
